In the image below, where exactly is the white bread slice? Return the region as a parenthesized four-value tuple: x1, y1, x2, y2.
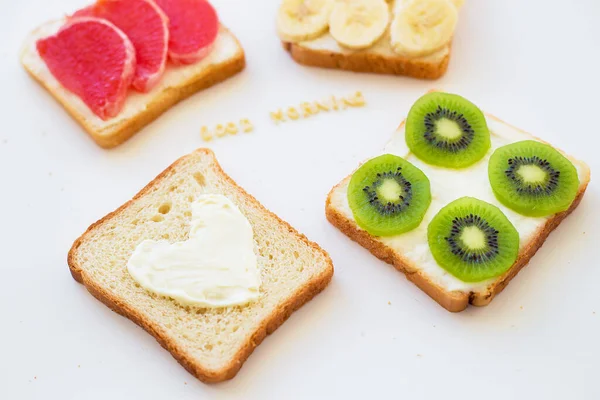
(326, 114, 590, 312)
(21, 20, 245, 148)
(282, 0, 451, 79)
(68, 149, 334, 382)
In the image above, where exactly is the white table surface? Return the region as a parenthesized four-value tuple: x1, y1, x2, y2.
(2, 0, 599, 398)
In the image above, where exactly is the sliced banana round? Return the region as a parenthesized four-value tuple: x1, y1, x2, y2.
(329, 0, 390, 50)
(451, 0, 465, 8)
(390, 0, 458, 57)
(277, 0, 334, 43)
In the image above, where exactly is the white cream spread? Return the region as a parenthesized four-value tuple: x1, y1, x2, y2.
(20, 20, 240, 134)
(299, 27, 449, 62)
(127, 194, 261, 308)
(331, 116, 587, 293)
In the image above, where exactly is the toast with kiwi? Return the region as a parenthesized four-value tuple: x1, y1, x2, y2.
(278, 0, 461, 80)
(68, 149, 333, 382)
(326, 92, 590, 312)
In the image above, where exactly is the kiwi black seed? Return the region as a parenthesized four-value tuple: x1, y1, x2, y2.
(348, 154, 431, 236)
(488, 140, 579, 217)
(406, 92, 491, 168)
(427, 197, 519, 282)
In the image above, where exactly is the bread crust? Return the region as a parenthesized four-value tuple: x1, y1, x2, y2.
(325, 116, 590, 312)
(68, 148, 334, 382)
(22, 26, 245, 149)
(282, 41, 451, 80)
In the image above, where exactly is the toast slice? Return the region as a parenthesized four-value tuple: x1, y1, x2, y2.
(326, 114, 590, 312)
(282, 34, 450, 80)
(21, 20, 245, 148)
(68, 149, 334, 382)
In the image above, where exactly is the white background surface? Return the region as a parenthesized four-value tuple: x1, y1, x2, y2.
(1, 0, 599, 398)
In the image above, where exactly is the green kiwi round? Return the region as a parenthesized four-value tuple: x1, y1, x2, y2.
(406, 92, 491, 168)
(427, 197, 519, 282)
(348, 154, 431, 237)
(488, 140, 579, 217)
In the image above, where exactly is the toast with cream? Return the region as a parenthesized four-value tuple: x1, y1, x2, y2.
(68, 149, 333, 382)
(21, 19, 244, 148)
(326, 96, 590, 312)
(278, 0, 460, 79)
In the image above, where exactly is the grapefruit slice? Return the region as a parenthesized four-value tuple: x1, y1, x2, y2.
(36, 17, 136, 120)
(154, 0, 219, 65)
(75, 0, 169, 92)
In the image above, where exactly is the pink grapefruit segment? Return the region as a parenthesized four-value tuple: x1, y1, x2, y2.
(36, 17, 136, 120)
(154, 0, 219, 65)
(74, 0, 169, 92)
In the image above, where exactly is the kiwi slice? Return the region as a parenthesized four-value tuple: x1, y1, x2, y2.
(427, 197, 519, 282)
(406, 92, 491, 168)
(488, 140, 579, 217)
(348, 154, 431, 236)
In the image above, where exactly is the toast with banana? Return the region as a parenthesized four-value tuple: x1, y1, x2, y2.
(326, 92, 590, 312)
(278, 0, 463, 79)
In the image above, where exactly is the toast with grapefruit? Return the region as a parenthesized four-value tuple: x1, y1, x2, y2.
(21, 0, 245, 148)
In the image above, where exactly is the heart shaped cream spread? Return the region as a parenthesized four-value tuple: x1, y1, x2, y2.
(127, 194, 261, 307)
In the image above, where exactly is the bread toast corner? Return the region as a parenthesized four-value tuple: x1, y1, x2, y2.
(283, 40, 451, 80)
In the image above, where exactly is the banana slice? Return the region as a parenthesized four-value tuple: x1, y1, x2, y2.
(390, 0, 458, 57)
(451, 0, 465, 8)
(329, 0, 390, 50)
(277, 0, 333, 42)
